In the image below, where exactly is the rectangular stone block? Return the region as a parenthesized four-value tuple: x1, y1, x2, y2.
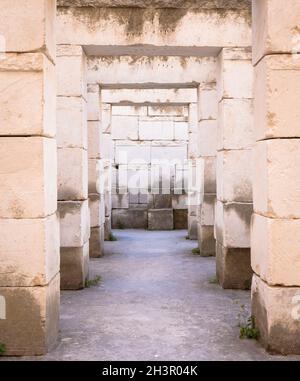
(251, 214, 300, 287)
(148, 105, 188, 117)
(88, 158, 101, 194)
(89, 226, 105, 258)
(198, 120, 218, 156)
(0, 0, 56, 59)
(105, 191, 112, 217)
(0, 214, 59, 287)
(253, 139, 300, 219)
(112, 105, 147, 116)
(112, 209, 147, 229)
(174, 122, 189, 140)
(0, 273, 60, 356)
(188, 215, 198, 240)
(198, 84, 218, 121)
(0, 137, 57, 218)
(89, 194, 105, 228)
(112, 193, 129, 209)
(153, 194, 172, 209)
(200, 194, 216, 226)
(173, 209, 188, 230)
(88, 121, 101, 159)
(57, 96, 87, 149)
(116, 144, 151, 164)
(188, 133, 198, 160)
(60, 243, 89, 290)
(112, 115, 139, 140)
(217, 149, 252, 203)
(139, 119, 174, 140)
(254, 55, 300, 140)
(57, 45, 87, 99)
(218, 98, 254, 150)
(104, 216, 112, 240)
(58, 200, 90, 248)
(215, 200, 253, 248)
(251, 274, 300, 354)
(197, 224, 216, 257)
(87, 84, 100, 121)
(58, 147, 88, 200)
(0, 53, 56, 137)
(216, 243, 252, 290)
(152, 145, 187, 163)
(188, 103, 198, 133)
(148, 209, 174, 230)
(252, 0, 300, 65)
(203, 156, 216, 194)
(217, 48, 253, 101)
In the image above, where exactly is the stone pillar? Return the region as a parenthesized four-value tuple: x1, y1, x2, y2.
(100, 103, 113, 240)
(57, 45, 90, 289)
(251, 0, 300, 354)
(197, 83, 218, 256)
(0, 0, 59, 355)
(215, 48, 254, 289)
(87, 84, 105, 257)
(187, 103, 199, 240)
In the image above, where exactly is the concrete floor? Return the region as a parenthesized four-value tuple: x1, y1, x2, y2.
(15, 230, 300, 360)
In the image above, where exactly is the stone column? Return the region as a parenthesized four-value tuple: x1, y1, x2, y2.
(215, 48, 254, 289)
(87, 84, 105, 256)
(0, 0, 59, 355)
(197, 83, 218, 256)
(57, 45, 90, 289)
(251, 0, 300, 354)
(100, 103, 113, 240)
(187, 103, 199, 240)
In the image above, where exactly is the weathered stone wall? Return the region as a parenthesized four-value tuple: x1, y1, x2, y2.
(110, 103, 189, 230)
(0, 0, 60, 355)
(251, 0, 300, 354)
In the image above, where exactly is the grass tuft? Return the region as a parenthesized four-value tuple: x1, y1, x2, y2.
(107, 233, 117, 241)
(192, 247, 200, 255)
(85, 275, 102, 288)
(0, 343, 6, 356)
(239, 316, 260, 340)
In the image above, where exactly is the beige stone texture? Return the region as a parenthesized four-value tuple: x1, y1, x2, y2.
(188, 215, 198, 240)
(57, 96, 87, 149)
(217, 149, 252, 203)
(197, 223, 216, 257)
(89, 193, 105, 228)
(0, 213, 59, 287)
(104, 216, 112, 240)
(217, 48, 253, 101)
(215, 200, 252, 248)
(0, 0, 56, 59)
(57, 45, 87, 99)
(252, 0, 300, 65)
(87, 85, 100, 121)
(89, 226, 105, 258)
(199, 194, 216, 226)
(0, 53, 56, 137)
(0, 137, 57, 218)
(218, 98, 254, 150)
(198, 120, 218, 156)
(251, 214, 300, 287)
(112, 115, 139, 140)
(198, 83, 218, 121)
(88, 56, 217, 87)
(60, 243, 89, 290)
(102, 88, 197, 104)
(112, 193, 129, 209)
(58, 200, 90, 248)
(58, 147, 88, 200)
(253, 139, 300, 219)
(174, 121, 189, 140)
(251, 274, 300, 354)
(188, 103, 198, 133)
(88, 158, 101, 194)
(148, 209, 174, 230)
(0, 273, 60, 356)
(112, 105, 148, 116)
(254, 55, 300, 140)
(216, 243, 252, 290)
(202, 156, 216, 194)
(101, 104, 112, 133)
(88, 121, 102, 159)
